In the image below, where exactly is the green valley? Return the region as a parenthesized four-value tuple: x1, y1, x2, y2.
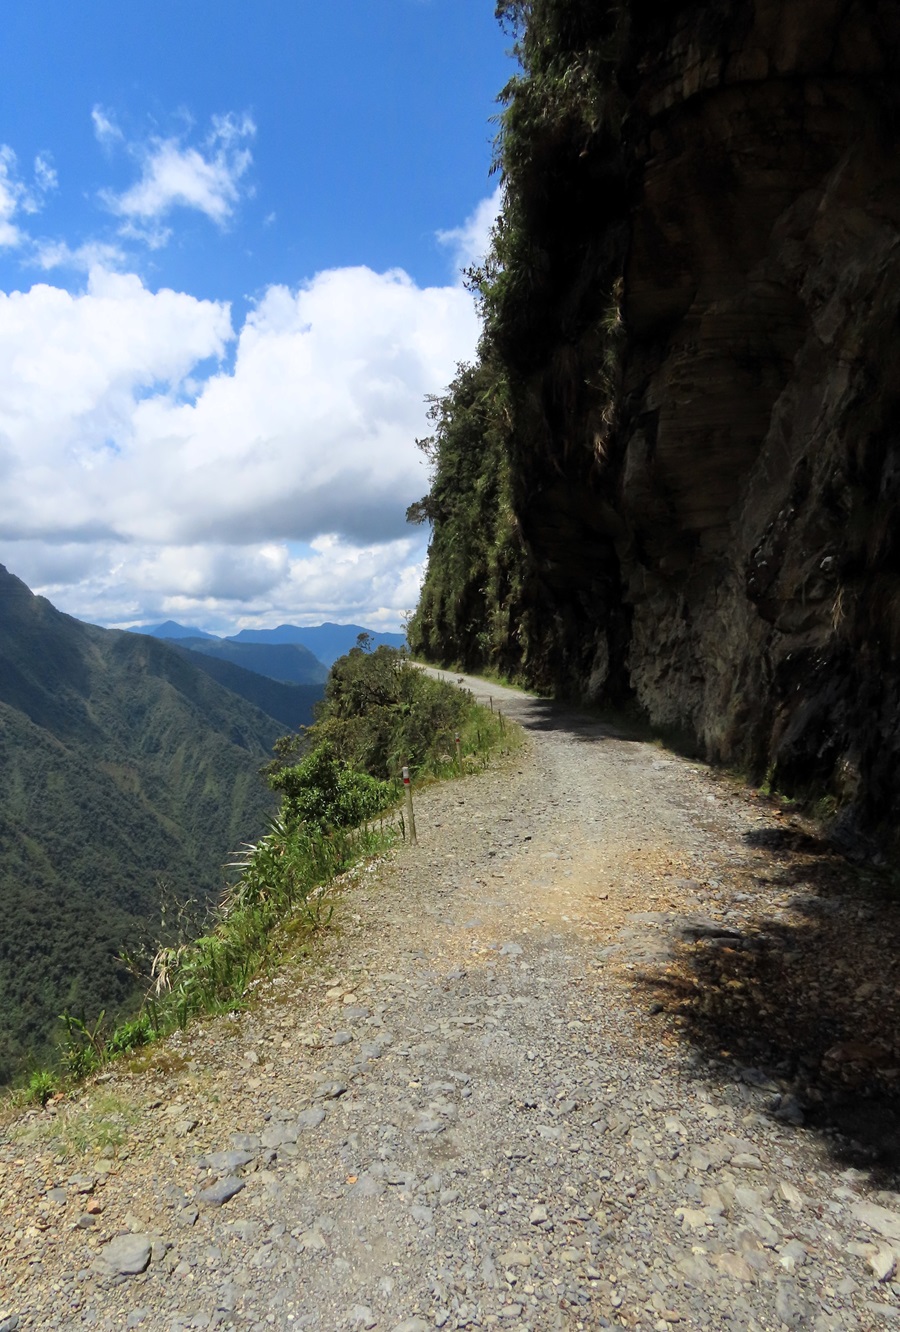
(0, 566, 286, 1083)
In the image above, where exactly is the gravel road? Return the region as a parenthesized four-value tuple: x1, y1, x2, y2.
(2, 674, 899, 1331)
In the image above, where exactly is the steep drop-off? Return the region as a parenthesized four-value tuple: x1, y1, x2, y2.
(0, 565, 282, 1080)
(410, 0, 900, 849)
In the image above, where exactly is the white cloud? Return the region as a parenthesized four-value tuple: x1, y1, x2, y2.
(0, 151, 24, 249)
(35, 238, 127, 273)
(33, 154, 58, 197)
(0, 206, 490, 626)
(437, 183, 502, 278)
(4, 533, 428, 633)
(91, 105, 124, 147)
(0, 146, 57, 249)
(101, 112, 256, 230)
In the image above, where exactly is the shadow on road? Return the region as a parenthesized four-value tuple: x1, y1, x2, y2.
(640, 827, 900, 1178)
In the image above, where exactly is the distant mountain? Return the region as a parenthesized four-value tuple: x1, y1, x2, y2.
(171, 644, 324, 731)
(228, 622, 407, 666)
(176, 637, 329, 685)
(139, 620, 220, 640)
(0, 566, 283, 1083)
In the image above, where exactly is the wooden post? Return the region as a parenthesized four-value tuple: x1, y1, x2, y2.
(402, 765, 417, 845)
(499, 708, 505, 734)
(454, 732, 462, 777)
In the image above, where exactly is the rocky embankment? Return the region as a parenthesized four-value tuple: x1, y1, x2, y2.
(608, 0, 900, 849)
(2, 676, 900, 1330)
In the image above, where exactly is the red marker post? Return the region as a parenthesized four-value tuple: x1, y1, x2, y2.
(454, 731, 462, 777)
(402, 765, 417, 845)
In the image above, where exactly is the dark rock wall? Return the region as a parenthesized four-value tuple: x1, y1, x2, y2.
(488, 0, 900, 842)
(591, 0, 900, 844)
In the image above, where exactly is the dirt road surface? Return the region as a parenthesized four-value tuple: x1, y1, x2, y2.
(3, 674, 899, 1330)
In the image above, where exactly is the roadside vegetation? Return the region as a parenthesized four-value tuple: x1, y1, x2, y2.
(11, 644, 514, 1108)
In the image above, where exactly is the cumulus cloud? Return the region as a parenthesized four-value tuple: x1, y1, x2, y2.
(100, 112, 256, 231)
(5, 533, 428, 633)
(437, 182, 502, 278)
(0, 208, 490, 626)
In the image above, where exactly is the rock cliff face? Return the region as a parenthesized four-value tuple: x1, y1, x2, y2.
(604, 1, 900, 846)
(412, 0, 900, 849)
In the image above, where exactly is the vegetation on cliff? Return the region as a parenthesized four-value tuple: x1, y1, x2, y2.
(409, 0, 900, 849)
(408, 0, 630, 693)
(14, 644, 511, 1100)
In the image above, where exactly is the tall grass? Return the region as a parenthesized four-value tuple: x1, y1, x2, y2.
(15, 648, 514, 1103)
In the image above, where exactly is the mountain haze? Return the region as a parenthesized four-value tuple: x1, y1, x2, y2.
(176, 637, 328, 685)
(141, 621, 219, 641)
(228, 623, 406, 667)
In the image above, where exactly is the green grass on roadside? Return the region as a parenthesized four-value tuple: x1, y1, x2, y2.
(10, 645, 517, 1109)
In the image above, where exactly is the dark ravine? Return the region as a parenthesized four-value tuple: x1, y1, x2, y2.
(410, 0, 900, 851)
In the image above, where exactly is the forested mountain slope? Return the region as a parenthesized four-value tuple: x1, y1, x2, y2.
(409, 0, 900, 851)
(0, 566, 281, 1081)
(159, 637, 328, 686)
(169, 645, 323, 731)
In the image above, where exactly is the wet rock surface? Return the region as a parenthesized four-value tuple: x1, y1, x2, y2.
(2, 676, 900, 1329)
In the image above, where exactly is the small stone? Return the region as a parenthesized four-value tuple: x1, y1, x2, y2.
(332, 1031, 353, 1046)
(76, 1214, 96, 1229)
(296, 1107, 327, 1129)
(869, 1246, 897, 1283)
(413, 1116, 444, 1135)
(314, 1081, 348, 1100)
(198, 1176, 245, 1207)
(349, 1173, 384, 1198)
(230, 1133, 261, 1151)
(96, 1234, 152, 1276)
(731, 1153, 763, 1170)
(775, 1278, 810, 1326)
(45, 1187, 67, 1205)
(298, 1229, 327, 1251)
(500, 1248, 532, 1268)
(349, 1307, 377, 1329)
(175, 1206, 199, 1228)
(530, 1204, 549, 1225)
(852, 1201, 900, 1243)
(261, 1121, 297, 1149)
(391, 1320, 430, 1332)
(200, 1150, 256, 1173)
(772, 1094, 805, 1126)
(499, 942, 523, 956)
(777, 1181, 804, 1210)
(68, 1174, 96, 1194)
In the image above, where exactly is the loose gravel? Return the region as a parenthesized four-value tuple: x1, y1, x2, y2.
(2, 674, 899, 1331)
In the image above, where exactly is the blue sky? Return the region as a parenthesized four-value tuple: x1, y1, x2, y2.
(0, 2, 513, 630)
